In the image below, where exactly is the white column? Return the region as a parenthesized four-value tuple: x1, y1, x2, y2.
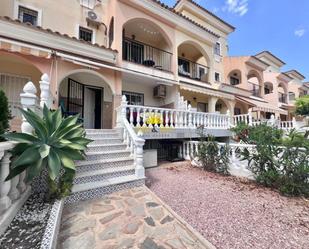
(116, 95, 127, 128)
(39, 73, 51, 109)
(248, 108, 253, 126)
(135, 135, 145, 178)
(0, 151, 12, 213)
(19, 82, 38, 193)
(208, 97, 218, 113)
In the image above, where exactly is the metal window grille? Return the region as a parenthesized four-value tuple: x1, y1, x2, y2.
(79, 27, 93, 42)
(18, 6, 38, 25)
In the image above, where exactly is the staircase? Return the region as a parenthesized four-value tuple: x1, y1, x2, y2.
(65, 129, 145, 203)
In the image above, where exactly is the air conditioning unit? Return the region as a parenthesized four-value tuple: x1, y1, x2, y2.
(86, 10, 102, 28)
(153, 85, 167, 98)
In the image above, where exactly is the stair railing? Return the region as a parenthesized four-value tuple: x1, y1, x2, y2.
(117, 95, 145, 179)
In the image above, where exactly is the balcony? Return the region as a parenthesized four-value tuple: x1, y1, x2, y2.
(279, 93, 288, 104)
(178, 57, 209, 82)
(248, 82, 261, 97)
(122, 38, 172, 72)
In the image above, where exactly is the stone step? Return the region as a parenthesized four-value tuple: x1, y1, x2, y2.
(66, 175, 145, 203)
(86, 143, 127, 153)
(86, 133, 122, 140)
(75, 157, 134, 172)
(85, 129, 119, 134)
(73, 165, 135, 184)
(89, 138, 124, 145)
(85, 150, 131, 161)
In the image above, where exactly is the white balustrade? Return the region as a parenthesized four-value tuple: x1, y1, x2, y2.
(117, 96, 146, 178)
(120, 101, 231, 130)
(182, 141, 256, 179)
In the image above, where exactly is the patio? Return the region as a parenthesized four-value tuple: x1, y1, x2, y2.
(146, 162, 309, 249)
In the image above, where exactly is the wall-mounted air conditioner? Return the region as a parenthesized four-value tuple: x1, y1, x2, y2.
(153, 85, 167, 98)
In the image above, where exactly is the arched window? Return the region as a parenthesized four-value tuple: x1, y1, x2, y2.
(108, 17, 114, 48)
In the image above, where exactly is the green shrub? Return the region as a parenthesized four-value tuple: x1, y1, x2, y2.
(0, 90, 10, 141)
(231, 122, 283, 145)
(295, 95, 309, 116)
(195, 135, 230, 175)
(2, 105, 92, 199)
(241, 129, 309, 197)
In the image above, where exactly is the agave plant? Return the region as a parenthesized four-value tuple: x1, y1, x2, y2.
(2, 105, 92, 197)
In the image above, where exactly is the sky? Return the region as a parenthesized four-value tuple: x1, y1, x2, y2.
(162, 0, 309, 81)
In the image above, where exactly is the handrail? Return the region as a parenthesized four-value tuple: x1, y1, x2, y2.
(178, 57, 210, 69)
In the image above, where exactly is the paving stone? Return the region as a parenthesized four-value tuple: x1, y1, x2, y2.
(61, 218, 96, 237)
(61, 230, 95, 249)
(134, 192, 149, 198)
(146, 202, 160, 208)
(152, 224, 174, 238)
(125, 197, 139, 207)
(144, 216, 156, 227)
(174, 224, 196, 246)
(139, 237, 166, 249)
(165, 238, 186, 249)
(91, 204, 115, 214)
(120, 190, 132, 197)
(160, 215, 174, 224)
(118, 238, 135, 248)
(130, 205, 146, 217)
(98, 224, 120, 241)
(122, 220, 142, 234)
(149, 207, 165, 220)
(99, 211, 123, 225)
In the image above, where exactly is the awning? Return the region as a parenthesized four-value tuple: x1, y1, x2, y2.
(236, 96, 288, 115)
(0, 38, 51, 58)
(180, 83, 235, 100)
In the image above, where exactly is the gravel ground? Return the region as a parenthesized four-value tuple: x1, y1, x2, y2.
(0, 195, 53, 249)
(146, 162, 309, 249)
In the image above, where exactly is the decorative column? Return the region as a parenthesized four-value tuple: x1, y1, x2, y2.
(0, 151, 12, 213)
(188, 104, 193, 128)
(135, 133, 145, 179)
(248, 108, 253, 126)
(226, 110, 231, 128)
(208, 97, 218, 113)
(116, 95, 127, 128)
(19, 81, 38, 193)
(292, 117, 299, 130)
(39, 73, 51, 109)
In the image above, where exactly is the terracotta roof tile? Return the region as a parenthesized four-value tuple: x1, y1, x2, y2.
(0, 16, 118, 53)
(150, 0, 220, 38)
(174, 0, 235, 30)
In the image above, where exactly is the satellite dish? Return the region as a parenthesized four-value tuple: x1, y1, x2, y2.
(88, 11, 98, 21)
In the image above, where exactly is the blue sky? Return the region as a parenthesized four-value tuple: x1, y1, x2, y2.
(162, 0, 309, 81)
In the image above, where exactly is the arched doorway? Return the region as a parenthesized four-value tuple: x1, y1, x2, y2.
(0, 52, 43, 131)
(58, 70, 114, 129)
(228, 69, 242, 86)
(215, 98, 229, 114)
(264, 82, 274, 95)
(247, 70, 263, 97)
(278, 83, 288, 104)
(177, 41, 210, 82)
(122, 18, 173, 72)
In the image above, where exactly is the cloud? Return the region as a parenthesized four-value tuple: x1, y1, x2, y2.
(223, 0, 249, 16)
(294, 29, 306, 37)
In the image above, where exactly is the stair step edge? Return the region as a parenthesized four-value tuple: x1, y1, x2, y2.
(71, 175, 144, 193)
(75, 165, 135, 179)
(76, 157, 134, 166)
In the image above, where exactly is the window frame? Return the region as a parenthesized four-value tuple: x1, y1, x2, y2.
(14, 2, 42, 26)
(122, 91, 144, 106)
(214, 42, 221, 56)
(78, 25, 95, 44)
(215, 72, 220, 82)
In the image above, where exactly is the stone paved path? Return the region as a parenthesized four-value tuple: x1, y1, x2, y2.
(58, 186, 214, 249)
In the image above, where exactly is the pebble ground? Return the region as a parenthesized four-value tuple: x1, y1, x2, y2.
(146, 162, 309, 249)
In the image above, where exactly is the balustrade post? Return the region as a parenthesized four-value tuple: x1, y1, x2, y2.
(39, 73, 51, 109)
(188, 105, 193, 128)
(292, 117, 299, 130)
(226, 110, 231, 128)
(248, 109, 253, 126)
(135, 134, 145, 178)
(19, 82, 38, 193)
(116, 95, 127, 128)
(0, 151, 12, 214)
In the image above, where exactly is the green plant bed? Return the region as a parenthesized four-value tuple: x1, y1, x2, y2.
(2, 105, 92, 200)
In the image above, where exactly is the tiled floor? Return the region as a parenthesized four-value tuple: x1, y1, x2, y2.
(58, 187, 214, 249)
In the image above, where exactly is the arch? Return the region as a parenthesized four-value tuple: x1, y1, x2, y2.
(227, 69, 242, 85)
(264, 82, 274, 94)
(278, 82, 288, 94)
(247, 69, 263, 97)
(58, 69, 115, 95)
(214, 98, 231, 114)
(177, 40, 211, 67)
(122, 18, 173, 51)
